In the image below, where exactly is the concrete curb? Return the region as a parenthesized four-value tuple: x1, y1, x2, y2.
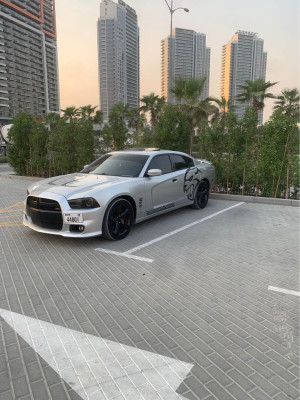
(0, 174, 41, 181)
(210, 193, 300, 207)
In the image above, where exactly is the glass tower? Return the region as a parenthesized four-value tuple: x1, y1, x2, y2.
(221, 31, 267, 123)
(98, 0, 140, 121)
(161, 28, 210, 104)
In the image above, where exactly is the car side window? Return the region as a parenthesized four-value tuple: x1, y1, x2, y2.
(146, 155, 173, 175)
(186, 157, 194, 167)
(170, 154, 193, 171)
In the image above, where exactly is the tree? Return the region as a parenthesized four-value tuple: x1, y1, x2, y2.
(140, 93, 165, 134)
(61, 106, 79, 121)
(274, 88, 300, 120)
(99, 124, 113, 153)
(210, 96, 235, 123)
(108, 103, 129, 150)
(127, 108, 142, 132)
(8, 113, 35, 175)
(44, 112, 60, 131)
(48, 118, 77, 175)
(79, 105, 97, 121)
(236, 79, 277, 195)
(155, 104, 190, 153)
(260, 109, 299, 198)
(171, 77, 216, 155)
(75, 119, 95, 169)
(94, 110, 103, 125)
(236, 79, 277, 112)
(30, 122, 49, 176)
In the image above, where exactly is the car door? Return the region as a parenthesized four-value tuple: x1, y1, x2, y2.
(144, 154, 182, 213)
(169, 153, 196, 205)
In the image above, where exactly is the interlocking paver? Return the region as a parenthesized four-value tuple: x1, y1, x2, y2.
(0, 175, 299, 400)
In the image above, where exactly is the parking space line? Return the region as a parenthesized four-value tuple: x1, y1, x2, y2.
(95, 249, 154, 263)
(125, 202, 244, 255)
(268, 286, 300, 297)
(0, 214, 23, 218)
(95, 202, 244, 262)
(0, 201, 23, 213)
(0, 223, 23, 227)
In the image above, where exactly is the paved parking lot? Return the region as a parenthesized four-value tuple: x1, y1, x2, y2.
(0, 174, 299, 400)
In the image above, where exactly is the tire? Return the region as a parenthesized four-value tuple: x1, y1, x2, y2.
(102, 198, 134, 240)
(191, 180, 209, 209)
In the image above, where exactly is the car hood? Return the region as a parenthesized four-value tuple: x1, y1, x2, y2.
(28, 173, 136, 198)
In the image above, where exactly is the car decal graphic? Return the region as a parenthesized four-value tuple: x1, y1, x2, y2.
(146, 202, 175, 216)
(184, 167, 201, 200)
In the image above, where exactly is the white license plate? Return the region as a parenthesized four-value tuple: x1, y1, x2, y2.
(64, 213, 83, 224)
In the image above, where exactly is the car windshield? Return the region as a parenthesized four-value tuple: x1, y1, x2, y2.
(81, 153, 149, 177)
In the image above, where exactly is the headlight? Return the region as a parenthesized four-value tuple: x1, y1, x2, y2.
(68, 197, 100, 209)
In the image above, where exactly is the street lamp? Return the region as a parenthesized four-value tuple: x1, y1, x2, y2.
(164, 0, 189, 102)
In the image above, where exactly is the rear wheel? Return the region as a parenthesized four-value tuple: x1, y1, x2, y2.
(102, 198, 134, 240)
(192, 180, 209, 209)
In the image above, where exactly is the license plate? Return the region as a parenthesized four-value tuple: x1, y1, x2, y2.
(64, 213, 83, 224)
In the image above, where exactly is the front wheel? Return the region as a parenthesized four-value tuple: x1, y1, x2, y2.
(102, 198, 134, 240)
(191, 180, 209, 209)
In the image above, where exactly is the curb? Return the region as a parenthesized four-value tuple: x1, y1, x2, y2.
(210, 193, 299, 207)
(0, 174, 41, 181)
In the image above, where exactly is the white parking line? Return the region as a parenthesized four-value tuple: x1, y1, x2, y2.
(95, 202, 244, 262)
(95, 249, 154, 263)
(268, 286, 300, 297)
(0, 308, 194, 400)
(125, 202, 244, 254)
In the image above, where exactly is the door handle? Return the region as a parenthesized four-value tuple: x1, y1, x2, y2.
(172, 178, 178, 182)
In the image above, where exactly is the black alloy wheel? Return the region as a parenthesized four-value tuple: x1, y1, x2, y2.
(102, 198, 134, 240)
(192, 180, 209, 209)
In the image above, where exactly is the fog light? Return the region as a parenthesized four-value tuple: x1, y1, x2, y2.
(69, 225, 85, 233)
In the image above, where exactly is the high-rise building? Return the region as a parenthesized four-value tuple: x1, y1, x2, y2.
(98, 0, 139, 121)
(0, 0, 60, 124)
(161, 28, 210, 103)
(221, 31, 267, 122)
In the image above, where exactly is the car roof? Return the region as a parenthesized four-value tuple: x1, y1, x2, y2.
(112, 149, 192, 157)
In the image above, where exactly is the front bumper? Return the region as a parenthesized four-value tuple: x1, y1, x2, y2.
(23, 192, 105, 238)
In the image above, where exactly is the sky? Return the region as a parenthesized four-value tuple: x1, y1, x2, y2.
(55, 0, 300, 121)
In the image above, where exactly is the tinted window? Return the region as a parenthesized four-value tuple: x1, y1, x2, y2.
(146, 155, 172, 175)
(82, 154, 149, 177)
(170, 154, 194, 171)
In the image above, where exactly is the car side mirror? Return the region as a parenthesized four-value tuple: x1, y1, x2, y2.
(147, 169, 162, 177)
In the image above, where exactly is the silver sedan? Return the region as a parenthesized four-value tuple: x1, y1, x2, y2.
(23, 149, 215, 240)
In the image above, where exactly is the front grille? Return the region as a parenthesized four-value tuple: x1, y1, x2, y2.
(27, 196, 63, 230)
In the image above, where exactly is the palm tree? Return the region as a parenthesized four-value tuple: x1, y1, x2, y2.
(127, 108, 142, 131)
(44, 112, 60, 130)
(236, 79, 277, 196)
(274, 88, 300, 120)
(236, 79, 277, 112)
(79, 105, 97, 120)
(210, 96, 235, 123)
(109, 102, 130, 123)
(61, 106, 79, 122)
(211, 96, 235, 118)
(140, 93, 165, 135)
(171, 77, 216, 155)
(94, 110, 103, 125)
